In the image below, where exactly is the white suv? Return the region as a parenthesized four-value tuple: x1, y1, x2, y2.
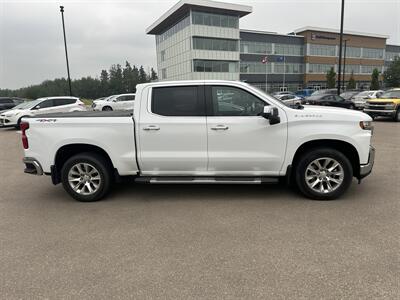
(0, 96, 86, 129)
(351, 90, 384, 109)
(92, 93, 135, 111)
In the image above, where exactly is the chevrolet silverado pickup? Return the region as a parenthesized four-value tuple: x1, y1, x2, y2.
(21, 80, 375, 202)
(364, 88, 400, 121)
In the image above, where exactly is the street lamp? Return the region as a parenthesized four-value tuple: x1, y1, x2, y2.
(337, 0, 345, 95)
(343, 39, 348, 90)
(60, 6, 72, 96)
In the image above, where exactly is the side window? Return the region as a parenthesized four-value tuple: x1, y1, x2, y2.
(152, 86, 203, 116)
(36, 99, 53, 109)
(54, 99, 76, 106)
(210, 86, 265, 116)
(115, 96, 124, 102)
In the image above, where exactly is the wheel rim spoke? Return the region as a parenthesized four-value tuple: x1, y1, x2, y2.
(68, 162, 101, 196)
(305, 157, 344, 194)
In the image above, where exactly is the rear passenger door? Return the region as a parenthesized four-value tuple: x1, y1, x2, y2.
(52, 98, 77, 112)
(138, 85, 207, 175)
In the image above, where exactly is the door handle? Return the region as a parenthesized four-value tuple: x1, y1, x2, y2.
(143, 125, 160, 131)
(211, 125, 229, 130)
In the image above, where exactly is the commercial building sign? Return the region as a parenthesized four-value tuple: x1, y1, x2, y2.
(311, 33, 336, 41)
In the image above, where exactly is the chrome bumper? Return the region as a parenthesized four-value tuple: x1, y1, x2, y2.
(359, 146, 375, 179)
(23, 157, 43, 175)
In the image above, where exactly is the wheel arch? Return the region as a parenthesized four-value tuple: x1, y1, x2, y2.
(291, 139, 360, 178)
(53, 144, 115, 184)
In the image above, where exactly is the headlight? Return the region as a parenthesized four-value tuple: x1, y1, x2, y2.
(359, 121, 373, 131)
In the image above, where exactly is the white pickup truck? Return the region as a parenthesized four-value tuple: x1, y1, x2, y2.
(21, 80, 375, 202)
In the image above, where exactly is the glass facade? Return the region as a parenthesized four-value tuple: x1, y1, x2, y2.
(193, 37, 238, 51)
(192, 11, 239, 28)
(240, 41, 273, 54)
(274, 63, 304, 74)
(309, 44, 336, 56)
(343, 64, 360, 74)
(362, 48, 384, 59)
(385, 51, 400, 61)
(156, 15, 190, 44)
(239, 62, 303, 74)
(342, 46, 361, 58)
(308, 64, 335, 74)
(194, 60, 239, 73)
(275, 44, 303, 56)
(240, 62, 272, 73)
(360, 65, 381, 74)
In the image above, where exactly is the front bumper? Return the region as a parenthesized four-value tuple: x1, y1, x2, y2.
(23, 157, 43, 176)
(0, 115, 17, 127)
(363, 109, 396, 117)
(359, 146, 375, 179)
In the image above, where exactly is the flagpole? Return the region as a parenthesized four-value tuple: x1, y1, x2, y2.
(265, 61, 268, 93)
(283, 55, 286, 91)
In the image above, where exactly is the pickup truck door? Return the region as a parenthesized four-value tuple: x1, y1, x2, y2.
(138, 85, 207, 175)
(205, 85, 287, 176)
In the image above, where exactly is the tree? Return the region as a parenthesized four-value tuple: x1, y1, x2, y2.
(370, 68, 380, 90)
(326, 67, 336, 89)
(347, 71, 356, 89)
(138, 65, 147, 83)
(109, 64, 124, 94)
(100, 70, 109, 96)
(150, 68, 158, 81)
(383, 57, 400, 88)
(122, 61, 135, 93)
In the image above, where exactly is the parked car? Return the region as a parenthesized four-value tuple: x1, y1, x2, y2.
(0, 97, 26, 112)
(350, 90, 384, 109)
(92, 93, 135, 111)
(310, 88, 338, 96)
(364, 88, 400, 121)
(275, 94, 303, 106)
(340, 90, 361, 101)
(0, 96, 85, 129)
(304, 94, 356, 109)
(295, 89, 314, 98)
(20, 80, 374, 202)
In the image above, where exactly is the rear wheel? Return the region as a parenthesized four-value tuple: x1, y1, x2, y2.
(61, 153, 112, 202)
(394, 109, 400, 122)
(349, 104, 355, 110)
(295, 148, 353, 200)
(102, 106, 113, 111)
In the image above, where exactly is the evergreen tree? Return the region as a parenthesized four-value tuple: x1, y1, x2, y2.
(100, 70, 109, 96)
(326, 67, 336, 89)
(109, 64, 124, 94)
(383, 57, 400, 88)
(150, 68, 158, 81)
(370, 68, 380, 90)
(347, 71, 356, 90)
(138, 65, 147, 83)
(122, 61, 134, 93)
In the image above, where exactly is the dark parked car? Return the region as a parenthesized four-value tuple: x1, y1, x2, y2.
(304, 94, 355, 109)
(340, 90, 361, 100)
(0, 97, 26, 112)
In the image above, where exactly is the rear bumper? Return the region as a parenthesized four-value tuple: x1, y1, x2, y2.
(359, 146, 375, 179)
(23, 157, 43, 175)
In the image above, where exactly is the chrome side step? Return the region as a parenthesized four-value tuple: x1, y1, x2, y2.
(135, 177, 279, 184)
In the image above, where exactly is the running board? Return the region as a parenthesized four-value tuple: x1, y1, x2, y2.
(135, 176, 279, 184)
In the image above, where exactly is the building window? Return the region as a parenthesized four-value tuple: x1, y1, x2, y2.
(343, 64, 360, 74)
(342, 46, 361, 58)
(309, 44, 336, 56)
(385, 51, 400, 61)
(194, 60, 238, 73)
(360, 65, 381, 74)
(193, 37, 238, 52)
(162, 68, 167, 79)
(275, 44, 303, 56)
(240, 41, 273, 54)
(240, 62, 272, 73)
(274, 63, 304, 74)
(192, 11, 239, 29)
(161, 50, 166, 62)
(362, 48, 384, 59)
(308, 64, 335, 74)
(156, 14, 190, 44)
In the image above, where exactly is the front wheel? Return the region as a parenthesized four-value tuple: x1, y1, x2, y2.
(349, 104, 355, 110)
(102, 106, 113, 111)
(61, 153, 112, 202)
(394, 109, 400, 122)
(295, 148, 353, 200)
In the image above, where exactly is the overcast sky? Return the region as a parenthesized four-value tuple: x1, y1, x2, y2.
(0, 0, 399, 89)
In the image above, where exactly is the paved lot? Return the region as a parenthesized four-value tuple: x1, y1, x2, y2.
(0, 120, 399, 299)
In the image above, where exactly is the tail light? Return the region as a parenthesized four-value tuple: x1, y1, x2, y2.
(20, 122, 29, 149)
(78, 100, 86, 107)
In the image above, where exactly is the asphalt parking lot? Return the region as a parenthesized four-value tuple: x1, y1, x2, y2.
(0, 120, 399, 299)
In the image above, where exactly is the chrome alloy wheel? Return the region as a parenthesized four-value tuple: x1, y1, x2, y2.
(305, 157, 344, 194)
(68, 163, 101, 195)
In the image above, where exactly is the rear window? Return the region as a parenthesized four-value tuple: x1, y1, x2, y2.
(151, 86, 203, 116)
(53, 98, 77, 106)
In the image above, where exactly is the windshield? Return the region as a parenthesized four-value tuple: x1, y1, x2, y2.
(380, 90, 400, 99)
(12, 99, 41, 110)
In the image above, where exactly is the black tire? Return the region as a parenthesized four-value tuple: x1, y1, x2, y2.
(349, 104, 355, 110)
(295, 148, 353, 200)
(102, 106, 113, 111)
(394, 109, 400, 122)
(61, 152, 112, 202)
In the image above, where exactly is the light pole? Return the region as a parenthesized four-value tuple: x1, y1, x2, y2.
(337, 0, 345, 95)
(60, 6, 72, 96)
(342, 39, 348, 90)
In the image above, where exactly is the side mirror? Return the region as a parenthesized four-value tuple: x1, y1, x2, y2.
(262, 106, 280, 125)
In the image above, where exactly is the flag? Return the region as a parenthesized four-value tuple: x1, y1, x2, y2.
(261, 56, 268, 64)
(276, 56, 285, 62)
